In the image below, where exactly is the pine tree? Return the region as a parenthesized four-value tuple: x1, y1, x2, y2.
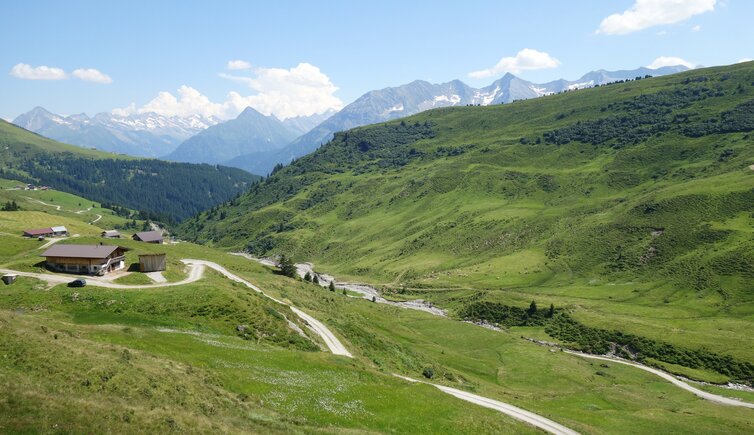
(278, 255, 297, 278)
(547, 303, 555, 318)
(528, 300, 538, 316)
(329, 280, 336, 292)
(312, 274, 320, 285)
(303, 271, 312, 282)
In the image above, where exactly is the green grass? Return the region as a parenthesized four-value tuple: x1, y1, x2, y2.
(177, 62, 754, 385)
(1, 225, 753, 433)
(3, 63, 754, 432)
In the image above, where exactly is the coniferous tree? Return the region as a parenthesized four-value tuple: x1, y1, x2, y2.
(528, 300, 538, 316)
(278, 255, 297, 278)
(312, 274, 320, 285)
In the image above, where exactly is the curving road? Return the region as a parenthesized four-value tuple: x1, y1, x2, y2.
(182, 259, 353, 357)
(565, 351, 754, 408)
(394, 375, 580, 435)
(0, 262, 205, 289)
(1, 259, 352, 357)
(0, 258, 589, 432)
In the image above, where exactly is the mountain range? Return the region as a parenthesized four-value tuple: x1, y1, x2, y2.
(13, 65, 688, 174)
(12, 107, 221, 157)
(222, 65, 689, 175)
(163, 107, 299, 164)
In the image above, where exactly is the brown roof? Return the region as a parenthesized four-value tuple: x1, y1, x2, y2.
(134, 231, 163, 242)
(24, 228, 53, 235)
(40, 244, 125, 259)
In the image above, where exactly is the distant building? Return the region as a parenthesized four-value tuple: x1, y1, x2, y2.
(40, 244, 129, 275)
(23, 228, 54, 238)
(138, 253, 166, 272)
(50, 226, 68, 236)
(133, 231, 163, 244)
(22, 226, 67, 238)
(101, 230, 121, 239)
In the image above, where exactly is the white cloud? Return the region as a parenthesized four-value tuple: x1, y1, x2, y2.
(468, 48, 560, 79)
(597, 0, 716, 35)
(218, 62, 343, 119)
(114, 62, 343, 120)
(9, 63, 67, 80)
(656, 30, 668, 36)
(227, 60, 252, 70)
(647, 56, 696, 69)
(72, 68, 112, 84)
(691, 25, 702, 31)
(114, 85, 225, 118)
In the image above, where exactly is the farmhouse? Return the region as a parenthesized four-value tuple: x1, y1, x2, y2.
(139, 253, 166, 272)
(50, 226, 68, 236)
(40, 244, 129, 275)
(101, 230, 121, 238)
(22, 226, 68, 238)
(133, 231, 163, 244)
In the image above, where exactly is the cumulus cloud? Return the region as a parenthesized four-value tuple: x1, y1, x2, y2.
(113, 85, 225, 118)
(114, 62, 343, 120)
(9, 63, 67, 80)
(72, 68, 112, 84)
(468, 48, 560, 79)
(597, 0, 716, 35)
(227, 60, 252, 70)
(219, 62, 343, 119)
(647, 56, 696, 69)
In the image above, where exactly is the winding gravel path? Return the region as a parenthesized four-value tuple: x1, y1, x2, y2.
(565, 351, 754, 408)
(394, 375, 580, 435)
(182, 259, 353, 357)
(0, 257, 588, 432)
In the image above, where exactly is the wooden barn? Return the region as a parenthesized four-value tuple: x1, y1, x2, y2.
(101, 230, 121, 238)
(133, 231, 163, 244)
(138, 253, 166, 272)
(23, 226, 67, 238)
(41, 244, 129, 275)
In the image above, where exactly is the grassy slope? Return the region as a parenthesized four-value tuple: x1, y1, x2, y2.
(0, 120, 260, 221)
(1, 204, 753, 433)
(179, 62, 754, 367)
(0, 177, 147, 230)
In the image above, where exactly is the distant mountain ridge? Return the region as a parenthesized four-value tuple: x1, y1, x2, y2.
(13, 107, 220, 157)
(163, 107, 298, 165)
(227, 65, 689, 175)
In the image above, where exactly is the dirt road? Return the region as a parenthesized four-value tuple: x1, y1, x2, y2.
(182, 259, 353, 357)
(232, 254, 447, 316)
(0, 259, 352, 357)
(565, 351, 754, 408)
(394, 375, 580, 435)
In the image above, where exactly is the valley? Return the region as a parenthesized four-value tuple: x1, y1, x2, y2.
(2, 5, 753, 430)
(2, 187, 754, 433)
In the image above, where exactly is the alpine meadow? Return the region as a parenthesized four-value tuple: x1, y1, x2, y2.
(2, 1, 754, 434)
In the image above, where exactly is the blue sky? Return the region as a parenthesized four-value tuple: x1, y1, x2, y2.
(1, 0, 751, 121)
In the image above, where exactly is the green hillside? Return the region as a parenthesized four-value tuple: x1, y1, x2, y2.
(0, 120, 260, 222)
(2, 200, 753, 434)
(178, 62, 754, 381)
